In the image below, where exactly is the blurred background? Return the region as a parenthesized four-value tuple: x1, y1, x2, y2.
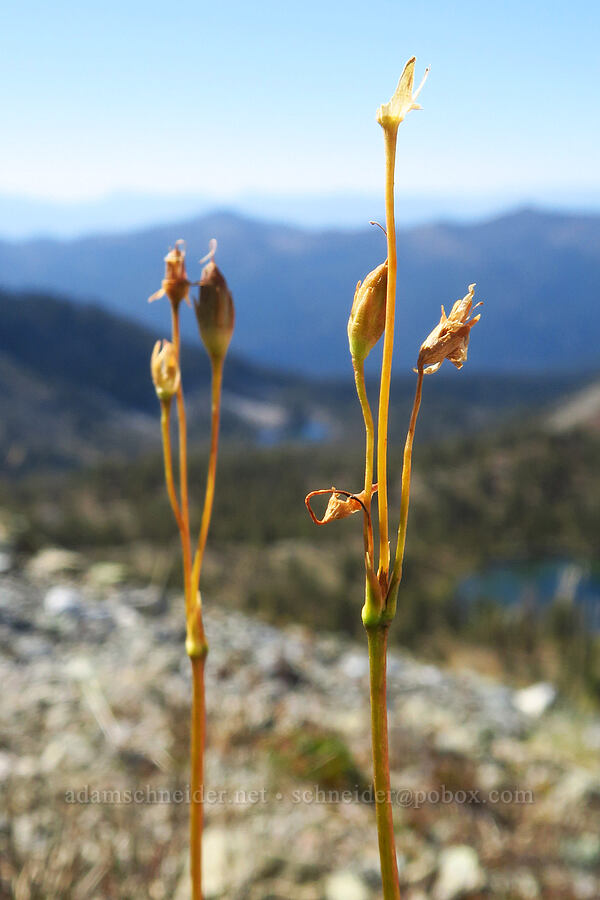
(1, 1, 599, 898)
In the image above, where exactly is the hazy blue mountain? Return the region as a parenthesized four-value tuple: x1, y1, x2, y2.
(0, 191, 210, 240)
(0, 288, 307, 471)
(0, 208, 599, 375)
(2, 289, 594, 472)
(2, 189, 599, 239)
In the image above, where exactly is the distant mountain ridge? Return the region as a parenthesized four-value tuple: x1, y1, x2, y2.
(0, 207, 599, 375)
(2, 190, 600, 239)
(0, 191, 210, 240)
(0, 289, 302, 471)
(1, 288, 596, 473)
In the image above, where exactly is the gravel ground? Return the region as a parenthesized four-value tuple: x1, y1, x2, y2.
(1, 553, 599, 899)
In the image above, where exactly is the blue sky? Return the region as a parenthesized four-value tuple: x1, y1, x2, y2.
(1, 0, 599, 204)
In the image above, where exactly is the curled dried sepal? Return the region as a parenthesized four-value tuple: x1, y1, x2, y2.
(376, 57, 429, 131)
(194, 240, 235, 364)
(148, 239, 191, 307)
(348, 260, 388, 362)
(305, 485, 377, 526)
(151, 339, 181, 401)
(415, 284, 482, 375)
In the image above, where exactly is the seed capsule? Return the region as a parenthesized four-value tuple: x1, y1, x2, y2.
(194, 249, 235, 364)
(376, 56, 429, 132)
(151, 340, 181, 401)
(148, 240, 191, 307)
(416, 283, 482, 375)
(347, 260, 388, 363)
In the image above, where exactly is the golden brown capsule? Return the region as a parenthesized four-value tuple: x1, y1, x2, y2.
(150, 339, 181, 401)
(416, 283, 482, 374)
(194, 242, 235, 364)
(148, 240, 191, 307)
(347, 260, 388, 363)
(376, 56, 429, 131)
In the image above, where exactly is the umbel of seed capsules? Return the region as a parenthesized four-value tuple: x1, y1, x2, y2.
(194, 255, 235, 364)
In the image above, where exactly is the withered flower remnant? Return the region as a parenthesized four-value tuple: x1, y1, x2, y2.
(194, 241, 235, 364)
(305, 486, 377, 526)
(348, 260, 388, 362)
(416, 283, 482, 375)
(148, 239, 191, 307)
(151, 339, 181, 401)
(376, 56, 429, 131)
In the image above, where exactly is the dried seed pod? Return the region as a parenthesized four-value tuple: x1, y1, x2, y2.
(347, 260, 388, 362)
(148, 240, 190, 307)
(194, 243, 235, 364)
(151, 340, 181, 401)
(416, 283, 482, 375)
(376, 56, 429, 131)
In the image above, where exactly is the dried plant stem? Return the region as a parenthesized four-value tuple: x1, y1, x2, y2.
(190, 656, 206, 900)
(367, 626, 401, 899)
(169, 304, 193, 612)
(376, 127, 399, 580)
(159, 401, 183, 534)
(390, 369, 424, 594)
(167, 301, 208, 900)
(352, 358, 375, 563)
(187, 355, 224, 900)
(191, 356, 224, 596)
(367, 124, 403, 900)
(187, 643, 207, 900)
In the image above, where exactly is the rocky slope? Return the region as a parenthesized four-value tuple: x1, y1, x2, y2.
(1, 550, 599, 899)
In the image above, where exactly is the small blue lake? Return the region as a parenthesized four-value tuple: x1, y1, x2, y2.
(457, 560, 600, 632)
